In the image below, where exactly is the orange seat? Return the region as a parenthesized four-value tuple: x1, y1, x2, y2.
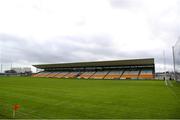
(64, 72, 79, 78)
(121, 74, 138, 79)
(46, 73, 59, 78)
(33, 72, 50, 77)
(90, 75, 106, 79)
(54, 72, 69, 78)
(79, 72, 95, 79)
(104, 75, 121, 79)
(138, 74, 154, 79)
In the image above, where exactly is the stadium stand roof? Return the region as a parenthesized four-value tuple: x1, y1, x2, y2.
(33, 58, 154, 69)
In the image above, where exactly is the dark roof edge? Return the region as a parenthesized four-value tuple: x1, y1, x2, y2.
(33, 58, 154, 68)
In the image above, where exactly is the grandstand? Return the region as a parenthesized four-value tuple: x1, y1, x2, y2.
(33, 58, 155, 80)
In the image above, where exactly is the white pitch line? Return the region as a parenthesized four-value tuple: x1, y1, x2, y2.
(166, 84, 180, 104)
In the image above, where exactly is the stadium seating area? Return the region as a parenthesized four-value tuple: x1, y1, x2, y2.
(33, 59, 155, 80)
(54, 72, 69, 78)
(138, 69, 154, 79)
(64, 72, 80, 78)
(121, 70, 139, 79)
(78, 71, 95, 79)
(45, 72, 59, 78)
(90, 71, 109, 79)
(104, 70, 123, 79)
(33, 69, 153, 80)
(32, 72, 51, 77)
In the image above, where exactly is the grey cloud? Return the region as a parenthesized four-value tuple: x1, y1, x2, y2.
(148, 8, 180, 44)
(0, 33, 175, 72)
(110, 0, 143, 9)
(110, 0, 180, 45)
(0, 34, 115, 64)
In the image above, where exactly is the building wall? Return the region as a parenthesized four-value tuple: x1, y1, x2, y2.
(12, 67, 31, 73)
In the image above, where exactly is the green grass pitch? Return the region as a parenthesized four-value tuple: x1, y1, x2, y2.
(0, 76, 180, 119)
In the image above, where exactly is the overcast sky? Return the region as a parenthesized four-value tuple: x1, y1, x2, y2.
(0, 0, 179, 72)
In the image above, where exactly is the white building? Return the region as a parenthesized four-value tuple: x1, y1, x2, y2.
(11, 67, 31, 73)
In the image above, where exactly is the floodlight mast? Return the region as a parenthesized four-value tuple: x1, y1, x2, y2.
(172, 46, 176, 81)
(163, 50, 166, 77)
(163, 50, 168, 85)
